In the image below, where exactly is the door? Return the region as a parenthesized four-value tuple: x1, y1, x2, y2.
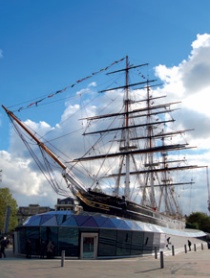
(80, 233, 98, 259)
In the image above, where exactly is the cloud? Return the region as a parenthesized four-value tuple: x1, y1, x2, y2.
(182, 34, 210, 94)
(0, 150, 58, 208)
(2, 34, 210, 215)
(155, 33, 210, 142)
(155, 33, 210, 98)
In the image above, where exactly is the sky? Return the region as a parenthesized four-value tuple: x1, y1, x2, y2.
(1, 0, 210, 215)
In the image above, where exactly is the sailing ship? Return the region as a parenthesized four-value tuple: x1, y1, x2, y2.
(2, 56, 208, 230)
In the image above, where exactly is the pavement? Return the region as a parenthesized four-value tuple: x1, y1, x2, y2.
(0, 244, 210, 278)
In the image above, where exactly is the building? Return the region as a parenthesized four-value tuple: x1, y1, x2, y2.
(17, 204, 54, 225)
(13, 210, 206, 259)
(55, 197, 76, 211)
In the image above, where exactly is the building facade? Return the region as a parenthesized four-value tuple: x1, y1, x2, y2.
(13, 210, 206, 259)
(17, 204, 53, 225)
(55, 197, 76, 211)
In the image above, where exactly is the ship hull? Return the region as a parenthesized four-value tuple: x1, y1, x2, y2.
(76, 190, 185, 230)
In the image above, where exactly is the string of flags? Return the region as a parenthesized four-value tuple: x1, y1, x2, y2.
(17, 57, 126, 112)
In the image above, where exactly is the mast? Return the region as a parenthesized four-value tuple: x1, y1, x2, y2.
(2, 105, 88, 194)
(124, 55, 130, 198)
(206, 166, 210, 212)
(160, 131, 179, 214)
(102, 56, 153, 199)
(143, 83, 157, 208)
(2, 105, 67, 170)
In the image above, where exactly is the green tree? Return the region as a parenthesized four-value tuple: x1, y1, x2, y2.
(186, 212, 210, 233)
(0, 187, 18, 234)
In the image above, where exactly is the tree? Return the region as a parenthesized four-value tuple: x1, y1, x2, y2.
(0, 187, 18, 234)
(186, 212, 210, 233)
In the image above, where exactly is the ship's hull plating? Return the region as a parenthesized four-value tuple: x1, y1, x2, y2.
(76, 190, 185, 230)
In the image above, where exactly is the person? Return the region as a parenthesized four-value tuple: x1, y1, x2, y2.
(166, 236, 171, 249)
(25, 239, 32, 258)
(188, 240, 192, 251)
(46, 241, 54, 259)
(0, 237, 7, 258)
(40, 240, 46, 259)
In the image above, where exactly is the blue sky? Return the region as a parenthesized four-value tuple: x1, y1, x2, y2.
(1, 1, 210, 116)
(1, 0, 210, 213)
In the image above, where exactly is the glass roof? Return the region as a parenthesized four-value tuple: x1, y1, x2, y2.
(22, 211, 206, 238)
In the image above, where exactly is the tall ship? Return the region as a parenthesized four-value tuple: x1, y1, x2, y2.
(2, 56, 209, 231)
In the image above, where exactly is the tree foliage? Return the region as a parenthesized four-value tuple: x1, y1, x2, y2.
(0, 187, 18, 234)
(186, 212, 210, 233)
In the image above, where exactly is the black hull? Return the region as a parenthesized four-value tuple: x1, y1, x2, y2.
(76, 190, 185, 230)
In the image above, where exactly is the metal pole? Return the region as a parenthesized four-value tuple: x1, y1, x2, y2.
(61, 250, 65, 267)
(184, 244, 187, 253)
(172, 245, 175, 256)
(3, 206, 11, 234)
(154, 247, 158, 259)
(194, 244, 196, 252)
(160, 251, 164, 269)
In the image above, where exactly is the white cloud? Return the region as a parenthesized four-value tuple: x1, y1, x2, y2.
(155, 33, 210, 100)
(155, 34, 210, 148)
(0, 150, 58, 208)
(88, 81, 97, 87)
(191, 33, 210, 49)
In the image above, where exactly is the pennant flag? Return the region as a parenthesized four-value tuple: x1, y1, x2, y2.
(16, 57, 125, 112)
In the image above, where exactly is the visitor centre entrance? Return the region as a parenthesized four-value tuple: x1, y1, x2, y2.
(80, 233, 98, 259)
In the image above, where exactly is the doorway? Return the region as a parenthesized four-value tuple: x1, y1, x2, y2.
(80, 233, 98, 259)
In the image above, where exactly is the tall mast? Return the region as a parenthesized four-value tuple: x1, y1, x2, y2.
(2, 106, 67, 170)
(124, 55, 130, 198)
(145, 83, 157, 208)
(2, 105, 88, 194)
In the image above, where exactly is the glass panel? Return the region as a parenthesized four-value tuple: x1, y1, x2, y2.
(18, 227, 26, 254)
(75, 215, 89, 226)
(98, 229, 117, 257)
(110, 218, 122, 228)
(153, 233, 161, 250)
(129, 221, 143, 231)
(25, 227, 40, 255)
(94, 216, 107, 227)
(131, 231, 144, 255)
(42, 216, 57, 226)
(143, 232, 154, 255)
(58, 227, 79, 256)
(27, 215, 41, 226)
(81, 217, 98, 228)
(82, 237, 95, 258)
(40, 227, 58, 257)
(57, 214, 66, 225)
(79, 227, 98, 232)
(116, 230, 132, 256)
(101, 218, 116, 228)
(61, 216, 78, 227)
(117, 220, 131, 230)
(40, 215, 54, 225)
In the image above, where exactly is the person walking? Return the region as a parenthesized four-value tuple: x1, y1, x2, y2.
(0, 237, 7, 258)
(46, 241, 54, 259)
(25, 239, 32, 258)
(40, 240, 46, 259)
(188, 240, 192, 251)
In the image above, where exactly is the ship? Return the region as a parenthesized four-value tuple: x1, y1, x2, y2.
(2, 56, 209, 230)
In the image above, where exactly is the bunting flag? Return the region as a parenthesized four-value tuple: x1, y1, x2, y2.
(16, 57, 125, 112)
